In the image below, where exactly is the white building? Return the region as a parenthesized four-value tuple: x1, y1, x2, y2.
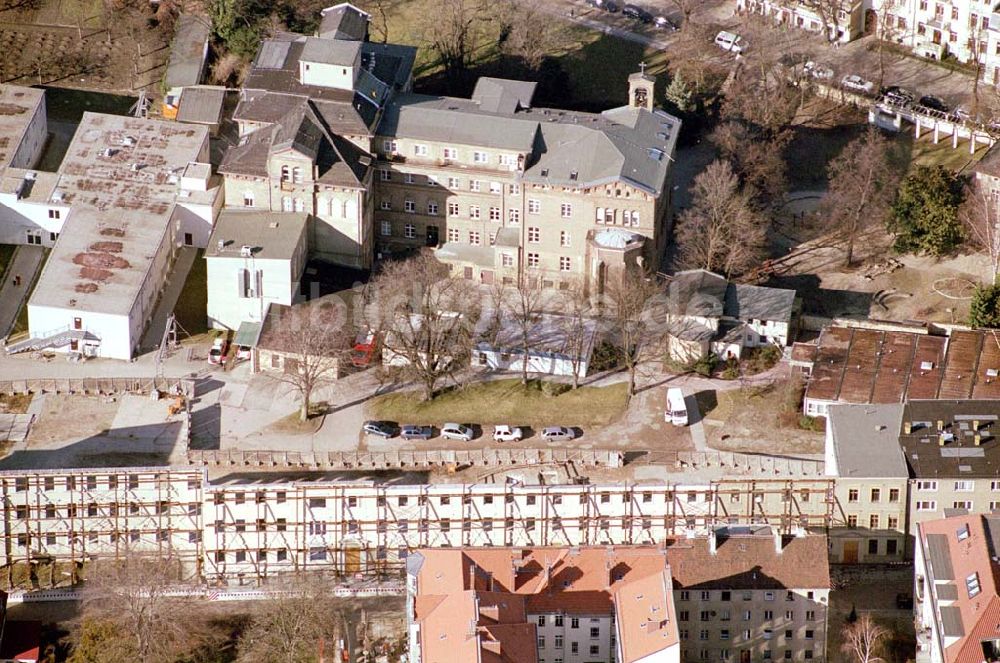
(205, 210, 308, 331)
(472, 312, 600, 378)
(2, 113, 221, 360)
(738, 0, 865, 43)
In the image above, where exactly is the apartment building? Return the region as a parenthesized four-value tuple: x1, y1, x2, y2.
(374, 72, 680, 292)
(823, 404, 910, 563)
(669, 527, 830, 663)
(407, 545, 679, 663)
(0, 465, 840, 585)
(913, 512, 1000, 663)
(2, 113, 220, 360)
(737, 0, 865, 43)
(204, 210, 308, 330)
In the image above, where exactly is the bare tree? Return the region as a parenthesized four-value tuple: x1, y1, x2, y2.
(369, 254, 480, 401)
(711, 121, 791, 209)
(559, 279, 594, 390)
(601, 270, 663, 396)
(666, 0, 698, 27)
(236, 577, 342, 663)
(73, 551, 203, 663)
(508, 282, 546, 385)
(797, 0, 853, 43)
(823, 128, 900, 266)
(494, 0, 569, 71)
(961, 180, 1000, 283)
(873, 0, 905, 90)
(841, 614, 889, 663)
(416, 0, 484, 86)
(676, 160, 768, 278)
(261, 296, 351, 422)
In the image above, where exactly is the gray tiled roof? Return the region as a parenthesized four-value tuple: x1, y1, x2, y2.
(667, 270, 728, 318)
(378, 88, 680, 195)
(176, 85, 226, 126)
(318, 3, 369, 41)
(725, 283, 797, 323)
(472, 77, 537, 114)
(301, 36, 361, 67)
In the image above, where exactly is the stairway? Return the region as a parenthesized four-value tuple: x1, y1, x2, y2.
(4, 325, 95, 354)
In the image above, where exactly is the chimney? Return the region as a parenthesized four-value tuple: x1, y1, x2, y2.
(709, 528, 718, 555)
(937, 420, 944, 432)
(974, 419, 980, 431)
(904, 421, 912, 434)
(774, 529, 783, 555)
(975, 434, 982, 446)
(939, 434, 947, 446)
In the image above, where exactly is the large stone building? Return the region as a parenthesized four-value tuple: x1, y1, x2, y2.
(223, 15, 680, 291)
(377, 73, 680, 291)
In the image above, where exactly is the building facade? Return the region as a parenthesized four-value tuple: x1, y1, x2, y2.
(738, 0, 865, 43)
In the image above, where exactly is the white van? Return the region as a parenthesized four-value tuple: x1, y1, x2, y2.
(665, 387, 689, 426)
(714, 30, 745, 54)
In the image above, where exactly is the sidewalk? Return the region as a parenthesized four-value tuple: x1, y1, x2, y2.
(0, 245, 44, 339)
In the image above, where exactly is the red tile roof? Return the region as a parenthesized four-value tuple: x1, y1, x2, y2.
(412, 546, 679, 663)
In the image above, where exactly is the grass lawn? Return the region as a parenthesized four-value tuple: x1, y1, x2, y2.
(0, 245, 14, 283)
(172, 249, 208, 339)
(367, 379, 629, 427)
(376, 1, 669, 111)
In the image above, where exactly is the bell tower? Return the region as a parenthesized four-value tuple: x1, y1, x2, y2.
(628, 63, 655, 112)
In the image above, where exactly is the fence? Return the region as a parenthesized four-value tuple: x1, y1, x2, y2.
(0, 376, 195, 397)
(187, 447, 626, 469)
(647, 450, 825, 477)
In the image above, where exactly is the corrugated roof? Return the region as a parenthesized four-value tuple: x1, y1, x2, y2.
(941, 605, 966, 637)
(165, 14, 210, 89)
(176, 85, 226, 126)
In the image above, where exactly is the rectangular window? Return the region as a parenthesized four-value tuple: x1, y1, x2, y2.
(955, 480, 974, 492)
(917, 481, 938, 491)
(528, 199, 541, 214)
(470, 205, 480, 219)
(508, 209, 520, 224)
(470, 180, 481, 192)
(868, 539, 879, 555)
(404, 199, 416, 213)
(889, 488, 900, 502)
(528, 227, 540, 243)
(559, 256, 571, 272)
(404, 224, 416, 239)
(414, 144, 429, 156)
(447, 228, 460, 242)
(916, 500, 936, 511)
(404, 173, 415, 184)
(448, 202, 459, 216)
(527, 253, 539, 268)
(489, 207, 501, 221)
(243, 192, 254, 206)
(968, 572, 982, 597)
(560, 231, 570, 247)
(427, 201, 438, 215)
(379, 168, 390, 181)
(381, 220, 392, 236)
(870, 488, 881, 502)
(382, 139, 396, 153)
(443, 147, 457, 160)
(473, 151, 488, 164)
(888, 516, 899, 529)
(848, 489, 859, 502)
(560, 203, 572, 218)
(469, 232, 481, 246)
(847, 515, 858, 527)
(870, 514, 879, 529)
(502, 253, 514, 267)
(380, 200, 392, 211)
(489, 181, 502, 194)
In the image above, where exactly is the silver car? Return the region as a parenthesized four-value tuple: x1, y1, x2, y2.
(541, 426, 577, 442)
(441, 423, 474, 441)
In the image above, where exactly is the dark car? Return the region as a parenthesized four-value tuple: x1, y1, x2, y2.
(362, 420, 397, 438)
(622, 4, 652, 22)
(400, 425, 434, 441)
(918, 95, 949, 113)
(602, 0, 620, 12)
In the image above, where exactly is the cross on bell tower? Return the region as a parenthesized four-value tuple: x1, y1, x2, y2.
(628, 63, 655, 112)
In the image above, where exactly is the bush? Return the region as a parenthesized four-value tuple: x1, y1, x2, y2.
(970, 284, 1000, 329)
(798, 415, 825, 432)
(692, 353, 717, 377)
(541, 381, 571, 397)
(591, 341, 625, 372)
(742, 345, 782, 375)
(722, 359, 740, 380)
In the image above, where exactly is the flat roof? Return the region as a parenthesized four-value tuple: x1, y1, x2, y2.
(205, 210, 307, 261)
(827, 403, 908, 478)
(902, 400, 1000, 478)
(0, 85, 44, 168)
(176, 85, 226, 126)
(164, 14, 210, 89)
(28, 113, 210, 314)
(804, 326, 1000, 406)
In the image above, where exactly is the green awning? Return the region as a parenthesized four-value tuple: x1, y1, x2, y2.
(234, 321, 263, 348)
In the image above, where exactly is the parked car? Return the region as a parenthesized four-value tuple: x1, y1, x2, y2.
(840, 74, 874, 95)
(653, 15, 678, 31)
(918, 95, 949, 112)
(235, 345, 251, 361)
(400, 425, 434, 441)
(351, 330, 380, 368)
(714, 31, 745, 54)
(362, 421, 397, 438)
(880, 85, 915, 105)
(602, 0, 620, 11)
(493, 425, 524, 442)
(541, 426, 577, 442)
(803, 61, 834, 80)
(208, 338, 228, 365)
(441, 423, 475, 441)
(622, 4, 653, 22)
